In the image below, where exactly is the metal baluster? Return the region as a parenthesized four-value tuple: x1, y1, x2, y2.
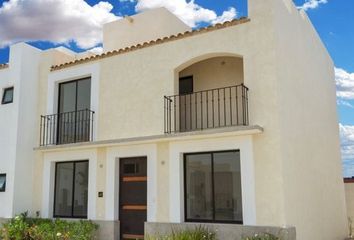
(230, 87, 233, 126)
(195, 93, 198, 130)
(218, 89, 220, 127)
(212, 90, 214, 128)
(184, 95, 187, 131)
(174, 96, 176, 133)
(169, 98, 172, 133)
(201, 92, 203, 130)
(206, 91, 209, 129)
(189, 94, 192, 131)
(163, 96, 167, 133)
(224, 88, 226, 127)
(45, 116, 49, 146)
(246, 87, 249, 125)
(236, 86, 239, 125)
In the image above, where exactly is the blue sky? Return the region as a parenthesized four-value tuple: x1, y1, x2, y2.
(0, 0, 354, 176)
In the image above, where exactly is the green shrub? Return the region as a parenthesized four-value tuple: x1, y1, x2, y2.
(242, 233, 280, 240)
(146, 226, 216, 240)
(0, 213, 98, 240)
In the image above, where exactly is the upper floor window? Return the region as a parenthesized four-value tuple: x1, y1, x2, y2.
(2, 87, 14, 104)
(0, 174, 6, 192)
(179, 76, 193, 95)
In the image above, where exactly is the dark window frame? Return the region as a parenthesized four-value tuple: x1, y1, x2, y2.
(53, 160, 89, 219)
(57, 78, 91, 144)
(57, 77, 91, 114)
(179, 76, 193, 95)
(2, 87, 14, 104)
(183, 150, 243, 224)
(0, 174, 6, 192)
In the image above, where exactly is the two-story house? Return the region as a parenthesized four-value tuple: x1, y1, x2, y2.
(0, 0, 348, 240)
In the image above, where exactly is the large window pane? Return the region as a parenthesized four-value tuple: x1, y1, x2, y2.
(54, 163, 74, 217)
(2, 87, 14, 104)
(54, 161, 89, 218)
(73, 162, 89, 217)
(77, 78, 91, 111)
(185, 154, 213, 220)
(213, 151, 242, 222)
(59, 82, 76, 113)
(184, 151, 243, 223)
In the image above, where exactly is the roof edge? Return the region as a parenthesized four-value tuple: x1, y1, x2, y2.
(0, 63, 9, 70)
(51, 17, 251, 71)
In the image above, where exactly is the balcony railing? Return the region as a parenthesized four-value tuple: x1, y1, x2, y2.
(164, 84, 249, 133)
(40, 109, 94, 146)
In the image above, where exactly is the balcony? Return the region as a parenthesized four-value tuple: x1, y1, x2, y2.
(40, 109, 94, 146)
(164, 84, 249, 133)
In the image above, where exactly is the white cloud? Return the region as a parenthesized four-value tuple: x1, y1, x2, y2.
(340, 124, 354, 177)
(297, 0, 328, 11)
(212, 7, 237, 25)
(87, 46, 104, 55)
(0, 0, 120, 49)
(134, 0, 237, 28)
(337, 99, 354, 109)
(335, 67, 354, 100)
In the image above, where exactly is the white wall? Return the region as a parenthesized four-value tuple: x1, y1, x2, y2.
(0, 66, 17, 218)
(12, 43, 42, 216)
(103, 8, 191, 52)
(270, 1, 348, 239)
(0, 43, 41, 217)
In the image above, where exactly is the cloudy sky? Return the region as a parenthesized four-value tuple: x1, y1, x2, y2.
(0, 0, 353, 176)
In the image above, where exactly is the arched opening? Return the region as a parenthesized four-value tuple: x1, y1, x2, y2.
(165, 56, 249, 133)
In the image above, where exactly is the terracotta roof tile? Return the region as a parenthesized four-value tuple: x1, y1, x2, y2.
(0, 63, 9, 70)
(51, 17, 250, 71)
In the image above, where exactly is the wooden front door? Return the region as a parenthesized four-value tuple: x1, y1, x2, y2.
(119, 157, 147, 240)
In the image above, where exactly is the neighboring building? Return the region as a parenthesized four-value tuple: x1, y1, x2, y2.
(0, 0, 348, 240)
(344, 178, 354, 221)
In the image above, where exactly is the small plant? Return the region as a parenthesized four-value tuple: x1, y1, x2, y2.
(146, 226, 216, 240)
(242, 233, 280, 240)
(0, 212, 98, 240)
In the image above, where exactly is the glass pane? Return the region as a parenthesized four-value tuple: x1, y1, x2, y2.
(0, 175, 6, 191)
(54, 163, 74, 217)
(179, 77, 193, 95)
(213, 151, 242, 222)
(76, 79, 91, 142)
(185, 153, 213, 220)
(4, 88, 14, 103)
(76, 78, 91, 111)
(73, 162, 89, 217)
(59, 82, 76, 113)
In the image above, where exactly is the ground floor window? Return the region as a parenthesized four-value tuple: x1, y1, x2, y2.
(184, 150, 243, 223)
(54, 161, 89, 218)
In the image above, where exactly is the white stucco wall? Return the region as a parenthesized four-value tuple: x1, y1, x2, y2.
(103, 8, 191, 52)
(271, 1, 347, 239)
(0, 43, 41, 217)
(0, 66, 16, 218)
(179, 56, 244, 92)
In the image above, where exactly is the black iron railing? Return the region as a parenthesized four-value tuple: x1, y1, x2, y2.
(164, 84, 249, 133)
(40, 109, 94, 146)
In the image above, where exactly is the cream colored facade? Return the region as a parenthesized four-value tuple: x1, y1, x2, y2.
(0, 0, 348, 240)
